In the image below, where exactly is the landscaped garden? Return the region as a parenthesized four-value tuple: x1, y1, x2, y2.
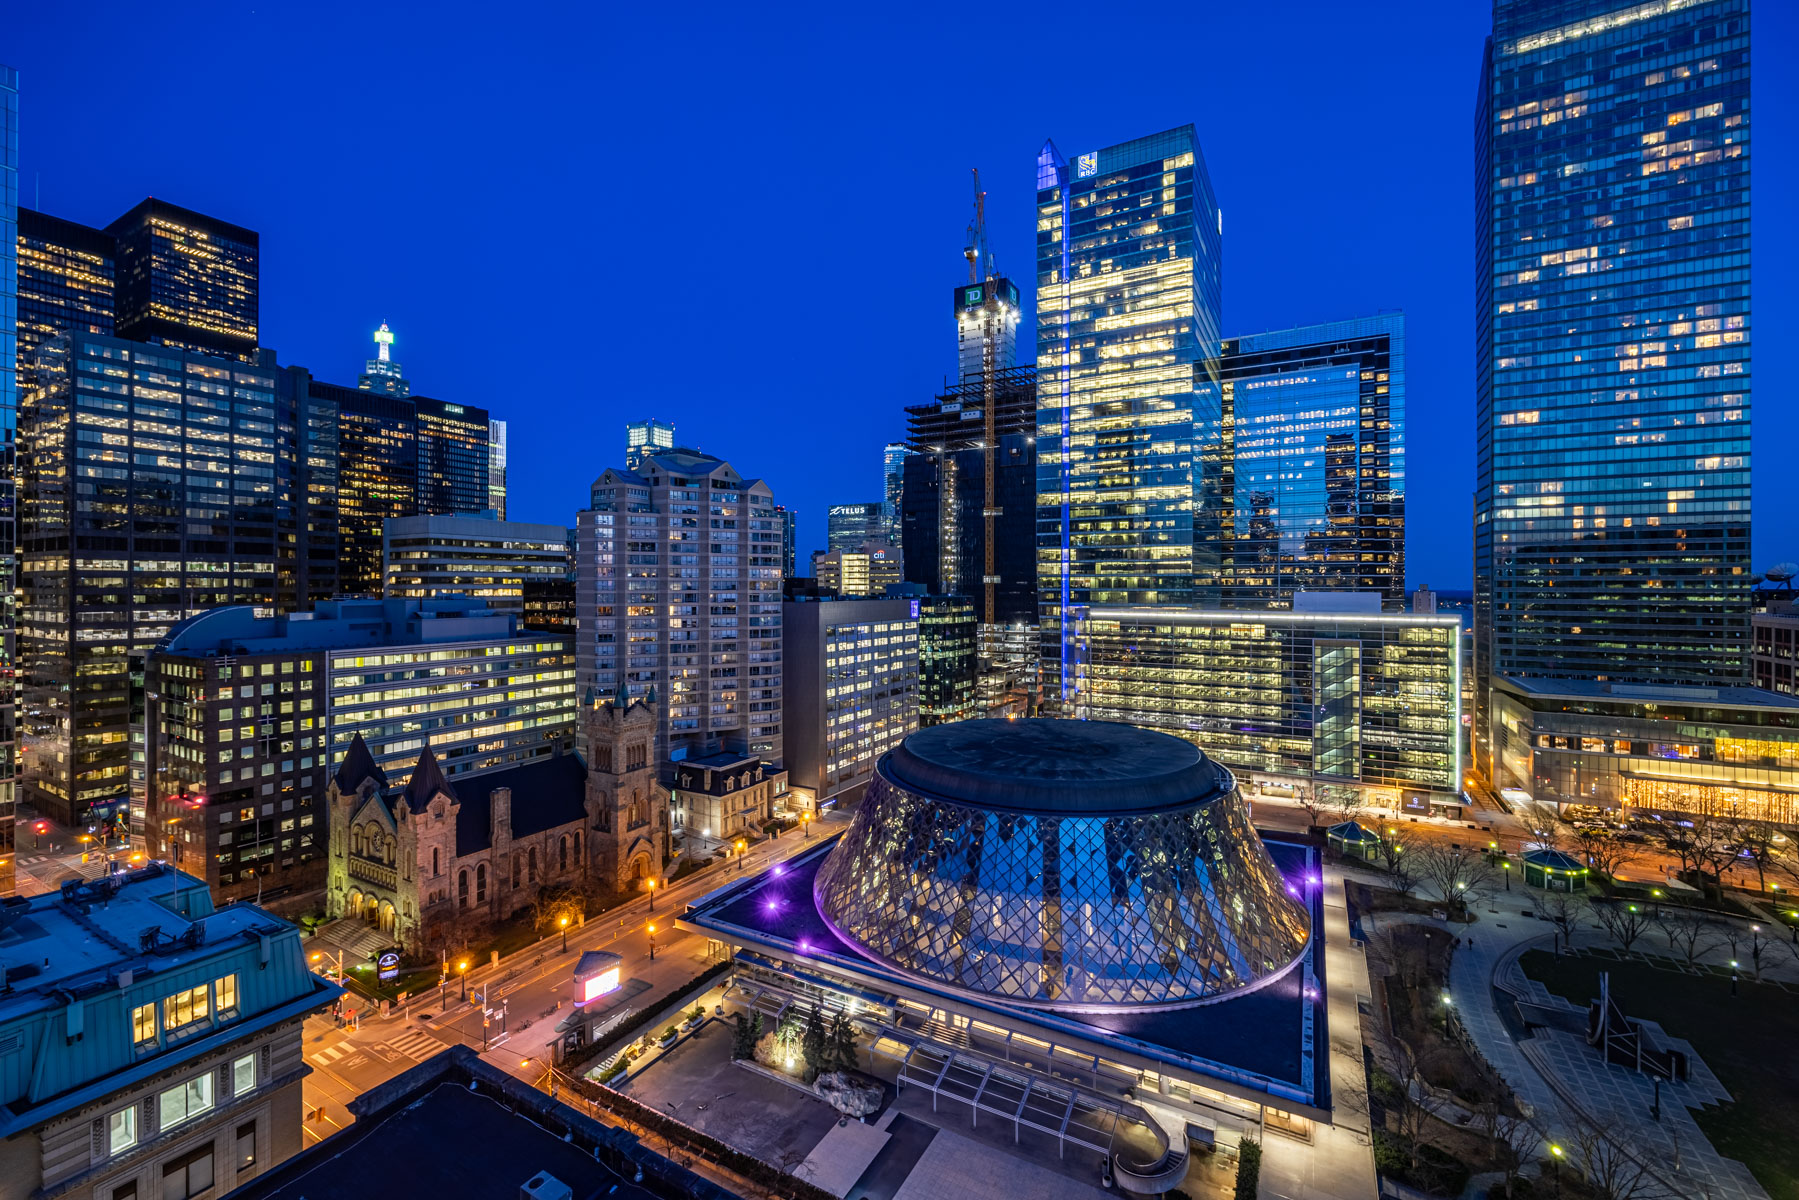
(1519, 948, 1799, 1200)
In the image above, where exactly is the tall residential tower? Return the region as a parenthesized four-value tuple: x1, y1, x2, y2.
(1473, 0, 1752, 770)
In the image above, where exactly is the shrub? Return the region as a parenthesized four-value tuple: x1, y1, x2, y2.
(1235, 1137, 1261, 1199)
(661, 1024, 678, 1042)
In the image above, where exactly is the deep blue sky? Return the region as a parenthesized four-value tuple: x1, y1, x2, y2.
(9, 1, 1794, 588)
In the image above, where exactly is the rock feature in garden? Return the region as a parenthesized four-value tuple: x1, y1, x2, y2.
(814, 1070, 881, 1118)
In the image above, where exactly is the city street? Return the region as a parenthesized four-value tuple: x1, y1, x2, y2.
(298, 812, 847, 1142)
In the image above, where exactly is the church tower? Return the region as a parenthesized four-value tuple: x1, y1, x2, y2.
(583, 683, 667, 891)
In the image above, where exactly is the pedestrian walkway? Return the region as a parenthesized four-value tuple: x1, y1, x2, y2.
(384, 1027, 449, 1062)
(1447, 915, 1770, 1200)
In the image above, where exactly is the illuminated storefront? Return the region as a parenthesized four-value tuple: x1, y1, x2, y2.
(1491, 677, 1799, 827)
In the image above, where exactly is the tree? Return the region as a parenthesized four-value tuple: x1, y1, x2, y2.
(1374, 826, 1420, 896)
(1529, 890, 1589, 955)
(1475, 1102, 1543, 1200)
(1592, 900, 1655, 955)
(1520, 802, 1565, 850)
(1293, 781, 1328, 831)
(1320, 786, 1365, 828)
(1414, 842, 1495, 918)
(826, 1011, 860, 1076)
(1572, 826, 1630, 883)
(731, 1012, 755, 1061)
(530, 883, 585, 938)
(1654, 907, 1721, 968)
(1685, 815, 1739, 897)
(1568, 1114, 1666, 1200)
(800, 1006, 827, 1084)
(1733, 823, 1781, 897)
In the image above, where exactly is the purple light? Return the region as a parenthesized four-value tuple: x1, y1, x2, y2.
(772, 864, 786, 877)
(796, 939, 811, 954)
(764, 898, 779, 914)
(1286, 884, 1299, 897)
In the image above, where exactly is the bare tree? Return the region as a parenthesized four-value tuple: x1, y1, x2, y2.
(1569, 1114, 1671, 1200)
(1293, 780, 1328, 830)
(1520, 802, 1566, 850)
(1475, 1099, 1543, 1200)
(1530, 890, 1589, 955)
(530, 883, 586, 938)
(1369, 1014, 1449, 1179)
(1592, 900, 1655, 955)
(1733, 823, 1780, 898)
(1374, 825, 1420, 896)
(1686, 815, 1739, 897)
(1414, 842, 1495, 919)
(1572, 825, 1631, 883)
(1654, 907, 1721, 968)
(1320, 785, 1365, 828)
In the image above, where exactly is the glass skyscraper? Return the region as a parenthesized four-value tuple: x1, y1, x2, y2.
(1035, 126, 1223, 703)
(104, 199, 259, 362)
(0, 64, 16, 893)
(1474, 0, 1752, 771)
(1220, 315, 1405, 608)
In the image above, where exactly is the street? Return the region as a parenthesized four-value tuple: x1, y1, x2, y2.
(297, 814, 845, 1143)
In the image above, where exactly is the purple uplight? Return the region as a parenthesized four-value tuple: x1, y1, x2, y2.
(772, 864, 786, 877)
(764, 898, 780, 914)
(796, 938, 811, 954)
(1286, 883, 1299, 897)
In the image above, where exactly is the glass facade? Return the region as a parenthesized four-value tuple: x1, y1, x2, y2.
(17, 336, 327, 827)
(1074, 607, 1462, 798)
(105, 199, 259, 362)
(1491, 676, 1799, 827)
(900, 435, 1037, 624)
(382, 512, 571, 613)
(487, 418, 507, 519)
(916, 595, 977, 726)
(1474, 0, 1752, 771)
(324, 384, 414, 595)
(1220, 316, 1405, 608)
(412, 396, 490, 516)
(1036, 127, 1224, 704)
(813, 724, 1310, 1011)
(826, 502, 888, 553)
(16, 208, 116, 397)
(0, 63, 15, 892)
(624, 418, 675, 472)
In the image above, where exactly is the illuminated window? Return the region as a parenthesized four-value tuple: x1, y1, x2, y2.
(162, 985, 210, 1033)
(132, 1003, 157, 1046)
(108, 1105, 138, 1155)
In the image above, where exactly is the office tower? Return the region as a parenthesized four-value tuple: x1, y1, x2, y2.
(882, 441, 907, 545)
(774, 503, 797, 577)
(901, 436, 1036, 622)
(1219, 315, 1405, 608)
(383, 511, 571, 613)
(1474, 0, 1752, 773)
(811, 542, 900, 597)
(17, 335, 330, 828)
(783, 594, 918, 809)
(1036, 127, 1224, 704)
(826, 502, 887, 552)
(0, 866, 334, 1198)
(413, 395, 490, 515)
(625, 418, 675, 471)
(576, 448, 784, 771)
(327, 384, 416, 594)
(16, 208, 115, 395)
(105, 198, 259, 361)
(488, 417, 508, 518)
(278, 368, 341, 607)
(1076, 596, 1462, 805)
(916, 594, 977, 726)
(357, 320, 409, 397)
(522, 526, 576, 633)
(143, 598, 576, 905)
(0, 64, 14, 894)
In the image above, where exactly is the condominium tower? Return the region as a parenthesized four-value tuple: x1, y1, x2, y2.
(1473, 0, 1752, 770)
(1035, 126, 1224, 703)
(575, 448, 784, 770)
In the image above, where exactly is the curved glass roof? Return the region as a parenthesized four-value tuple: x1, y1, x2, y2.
(814, 721, 1312, 1011)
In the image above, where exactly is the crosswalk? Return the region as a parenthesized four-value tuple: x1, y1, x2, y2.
(307, 1042, 351, 1067)
(385, 1028, 448, 1062)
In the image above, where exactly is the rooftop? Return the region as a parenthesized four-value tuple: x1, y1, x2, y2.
(155, 597, 531, 657)
(884, 719, 1224, 815)
(1497, 675, 1799, 711)
(225, 1046, 735, 1200)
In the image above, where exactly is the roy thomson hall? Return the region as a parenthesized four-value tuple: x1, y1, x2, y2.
(679, 719, 1336, 1191)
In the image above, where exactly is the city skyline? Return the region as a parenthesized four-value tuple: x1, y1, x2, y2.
(12, 4, 1790, 587)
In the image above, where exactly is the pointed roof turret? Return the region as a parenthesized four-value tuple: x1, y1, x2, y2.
(613, 678, 630, 709)
(402, 745, 457, 808)
(333, 733, 388, 795)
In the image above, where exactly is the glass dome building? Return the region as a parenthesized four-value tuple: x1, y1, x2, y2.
(813, 719, 1311, 1012)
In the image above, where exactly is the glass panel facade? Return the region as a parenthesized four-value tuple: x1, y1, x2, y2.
(0, 63, 16, 892)
(1219, 315, 1404, 607)
(1474, 0, 1752, 768)
(1075, 608, 1461, 795)
(1036, 127, 1224, 703)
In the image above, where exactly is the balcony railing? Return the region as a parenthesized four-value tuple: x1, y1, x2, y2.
(348, 858, 397, 891)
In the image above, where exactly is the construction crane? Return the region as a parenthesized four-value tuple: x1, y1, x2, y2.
(962, 169, 1004, 629)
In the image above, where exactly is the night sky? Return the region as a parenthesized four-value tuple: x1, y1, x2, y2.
(9, 1, 1794, 588)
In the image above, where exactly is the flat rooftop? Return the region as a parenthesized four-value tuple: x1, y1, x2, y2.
(0, 865, 284, 1024)
(1498, 675, 1799, 711)
(682, 835, 1328, 1111)
(886, 719, 1226, 815)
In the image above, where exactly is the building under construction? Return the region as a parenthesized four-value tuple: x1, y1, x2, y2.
(898, 173, 1040, 714)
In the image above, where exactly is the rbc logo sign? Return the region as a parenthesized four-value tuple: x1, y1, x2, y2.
(1076, 152, 1098, 178)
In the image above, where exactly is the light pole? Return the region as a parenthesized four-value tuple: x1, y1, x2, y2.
(309, 948, 345, 982)
(458, 959, 470, 1002)
(801, 812, 811, 840)
(735, 839, 746, 872)
(648, 923, 657, 962)
(646, 878, 657, 911)
(560, 914, 570, 954)
(1550, 1144, 1563, 1196)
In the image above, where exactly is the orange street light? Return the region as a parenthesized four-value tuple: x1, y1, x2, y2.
(458, 959, 470, 1002)
(559, 914, 570, 953)
(646, 877, 657, 911)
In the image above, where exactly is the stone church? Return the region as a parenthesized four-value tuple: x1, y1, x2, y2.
(325, 686, 667, 952)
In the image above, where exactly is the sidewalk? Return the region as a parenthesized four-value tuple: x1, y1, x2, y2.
(1447, 910, 1770, 1200)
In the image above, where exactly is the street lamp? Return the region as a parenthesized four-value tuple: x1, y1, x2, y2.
(735, 839, 746, 872)
(646, 877, 657, 911)
(1550, 1144, 1563, 1195)
(647, 923, 657, 962)
(801, 811, 812, 839)
(458, 959, 470, 1002)
(559, 914, 570, 953)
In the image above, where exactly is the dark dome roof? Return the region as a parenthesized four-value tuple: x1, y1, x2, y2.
(884, 718, 1223, 815)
